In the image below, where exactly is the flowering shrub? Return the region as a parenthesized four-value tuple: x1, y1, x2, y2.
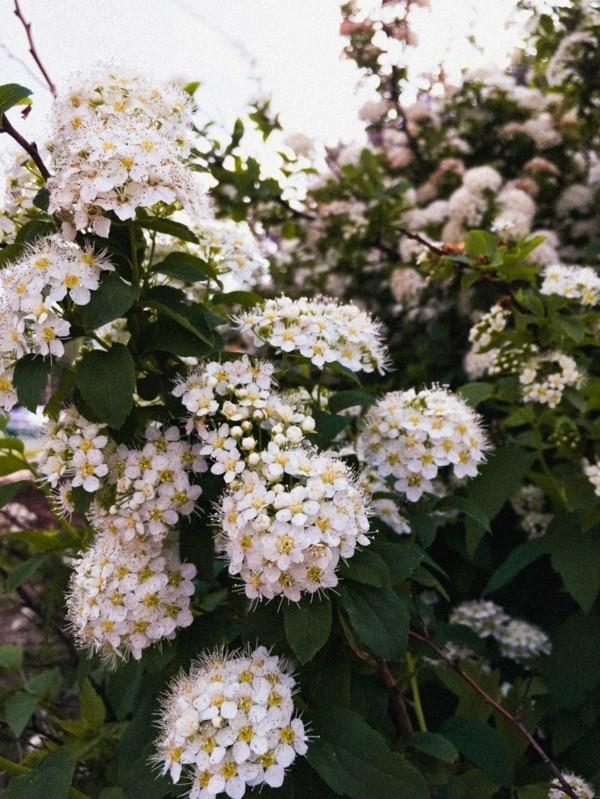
(1, 2, 600, 799)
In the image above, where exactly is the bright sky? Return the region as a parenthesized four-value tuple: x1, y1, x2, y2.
(0, 0, 528, 145)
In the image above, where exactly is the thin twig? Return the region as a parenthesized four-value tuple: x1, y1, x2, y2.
(13, 0, 56, 97)
(409, 630, 578, 799)
(398, 226, 446, 257)
(378, 659, 414, 736)
(0, 113, 50, 180)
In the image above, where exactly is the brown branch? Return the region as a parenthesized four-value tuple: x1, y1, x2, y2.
(398, 227, 446, 257)
(0, 113, 50, 180)
(409, 630, 578, 799)
(13, 0, 56, 97)
(378, 660, 414, 737)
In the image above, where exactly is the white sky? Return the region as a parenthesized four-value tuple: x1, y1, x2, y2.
(0, 0, 528, 145)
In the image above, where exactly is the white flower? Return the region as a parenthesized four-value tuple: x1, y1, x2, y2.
(462, 166, 502, 194)
(519, 351, 583, 408)
(154, 647, 307, 799)
(511, 484, 552, 539)
(236, 296, 388, 373)
(547, 772, 595, 799)
(541, 264, 600, 306)
(496, 619, 552, 661)
(357, 386, 489, 501)
(450, 600, 509, 637)
(583, 459, 600, 497)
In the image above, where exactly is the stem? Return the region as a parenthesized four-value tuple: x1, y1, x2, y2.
(409, 630, 578, 799)
(378, 660, 414, 737)
(0, 753, 92, 799)
(128, 219, 140, 287)
(13, 0, 57, 96)
(398, 226, 446, 257)
(406, 652, 427, 732)
(530, 417, 569, 510)
(0, 113, 50, 180)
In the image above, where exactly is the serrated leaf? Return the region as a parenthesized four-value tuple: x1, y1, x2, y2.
(12, 355, 51, 411)
(284, 596, 332, 664)
(5, 746, 77, 799)
(337, 584, 408, 660)
(82, 273, 137, 329)
(77, 343, 135, 428)
(79, 677, 106, 729)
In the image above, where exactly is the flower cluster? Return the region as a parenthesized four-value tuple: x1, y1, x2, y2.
(540, 264, 600, 306)
(468, 304, 510, 352)
(583, 459, 600, 497)
(547, 772, 595, 799)
(358, 467, 411, 535)
(216, 448, 370, 601)
(511, 484, 553, 539)
(357, 386, 489, 501)
(0, 237, 113, 410)
(0, 151, 40, 245)
(235, 296, 389, 373)
(154, 647, 307, 799)
(48, 66, 209, 237)
(195, 218, 269, 288)
(173, 356, 315, 485)
(66, 532, 196, 661)
(450, 600, 551, 662)
(519, 350, 583, 408)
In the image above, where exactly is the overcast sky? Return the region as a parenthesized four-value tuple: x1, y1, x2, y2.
(0, 0, 526, 145)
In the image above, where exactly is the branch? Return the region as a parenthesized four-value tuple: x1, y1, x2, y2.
(0, 113, 50, 180)
(398, 227, 446, 257)
(13, 0, 56, 97)
(378, 659, 414, 736)
(409, 630, 578, 799)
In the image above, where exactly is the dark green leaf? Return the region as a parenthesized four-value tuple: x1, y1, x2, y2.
(4, 691, 40, 736)
(5, 746, 76, 799)
(549, 611, 600, 710)
(339, 549, 391, 588)
(79, 677, 106, 729)
(0, 83, 32, 115)
(328, 390, 375, 414)
(483, 539, 547, 595)
(436, 496, 491, 532)
(137, 217, 198, 243)
(0, 480, 26, 508)
(547, 514, 600, 612)
(211, 290, 262, 307)
(153, 251, 219, 282)
(410, 732, 459, 763)
(0, 644, 23, 669)
(369, 540, 424, 585)
(0, 454, 28, 476)
(77, 343, 135, 428)
(6, 553, 49, 591)
(440, 717, 513, 786)
(458, 382, 494, 408)
(12, 355, 51, 411)
(284, 595, 332, 664)
(82, 273, 137, 329)
(337, 584, 408, 659)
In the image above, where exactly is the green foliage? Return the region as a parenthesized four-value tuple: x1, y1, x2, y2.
(76, 344, 136, 428)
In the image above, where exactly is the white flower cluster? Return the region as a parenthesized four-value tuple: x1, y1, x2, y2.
(195, 219, 269, 289)
(217, 448, 370, 601)
(235, 296, 389, 373)
(358, 468, 411, 535)
(173, 356, 315, 485)
(48, 66, 208, 237)
(357, 386, 489, 501)
(450, 600, 551, 662)
(492, 186, 536, 238)
(390, 267, 427, 309)
(0, 237, 113, 411)
(511, 484, 552, 539)
(519, 350, 583, 408)
(547, 772, 595, 799)
(468, 304, 510, 353)
(66, 532, 195, 661)
(155, 647, 307, 799)
(583, 459, 600, 497)
(0, 152, 39, 245)
(540, 264, 600, 306)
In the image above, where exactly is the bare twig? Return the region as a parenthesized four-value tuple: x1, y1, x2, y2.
(409, 630, 578, 799)
(0, 113, 50, 180)
(13, 0, 56, 97)
(398, 226, 446, 257)
(378, 659, 414, 736)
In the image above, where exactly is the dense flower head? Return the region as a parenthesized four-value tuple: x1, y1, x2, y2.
(357, 386, 489, 501)
(519, 350, 583, 408)
(195, 218, 269, 288)
(235, 296, 389, 373)
(0, 237, 113, 409)
(173, 356, 315, 485)
(154, 647, 307, 799)
(540, 263, 600, 306)
(547, 772, 595, 799)
(469, 303, 510, 353)
(583, 459, 600, 497)
(450, 600, 509, 637)
(497, 619, 552, 661)
(358, 467, 410, 535)
(66, 532, 196, 661)
(0, 151, 40, 245)
(511, 484, 552, 539)
(216, 448, 371, 601)
(48, 66, 210, 237)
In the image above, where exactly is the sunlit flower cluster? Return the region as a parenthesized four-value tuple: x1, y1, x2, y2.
(519, 350, 583, 408)
(154, 647, 307, 799)
(48, 67, 209, 237)
(357, 386, 489, 501)
(547, 772, 595, 799)
(0, 152, 40, 244)
(217, 448, 370, 601)
(66, 532, 196, 661)
(173, 356, 315, 485)
(511, 484, 552, 539)
(540, 263, 600, 306)
(468, 303, 510, 352)
(195, 219, 269, 288)
(235, 296, 389, 373)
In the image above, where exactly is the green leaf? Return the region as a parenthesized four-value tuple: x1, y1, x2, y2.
(119, 742, 172, 799)
(77, 343, 135, 428)
(369, 540, 424, 585)
(140, 319, 216, 358)
(26, 668, 61, 700)
(81, 272, 137, 329)
(4, 691, 40, 736)
(328, 390, 375, 414)
(12, 355, 51, 411)
(308, 706, 429, 799)
(337, 584, 409, 660)
(5, 746, 77, 799)
(153, 251, 219, 282)
(312, 409, 352, 448)
(440, 717, 513, 786)
(549, 612, 600, 710)
(44, 369, 78, 421)
(6, 553, 49, 591)
(137, 217, 198, 243)
(547, 514, 600, 612)
(410, 731, 459, 763)
(458, 382, 494, 407)
(146, 287, 213, 346)
(0, 480, 27, 508)
(435, 496, 491, 532)
(0, 437, 24, 453)
(79, 678, 106, 729)
(483, 539, 547, 595)
(339, 549, 391, 588)
(0, 644, 23, 670)
(284, 595, 332, 664)
(0, 84, 32, 116)
(0, 454, 27, 476)
(211, 290, 262, 307)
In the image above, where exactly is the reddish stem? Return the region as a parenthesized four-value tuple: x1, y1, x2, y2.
(0, 113, 50, 180)
(13, 0, 57, 97)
